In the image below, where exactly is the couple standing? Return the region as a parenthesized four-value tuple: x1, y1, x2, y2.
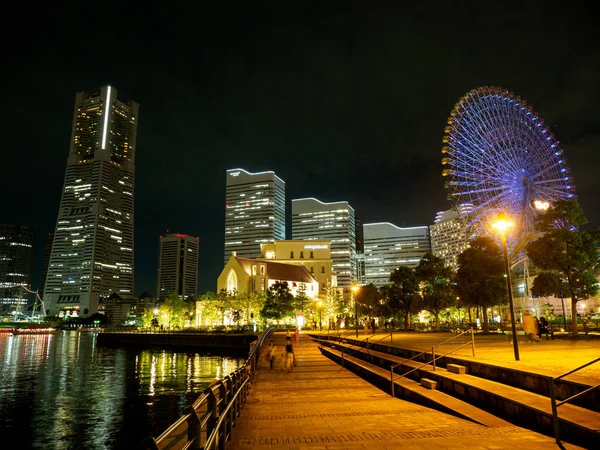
(268, 330, 299, 372)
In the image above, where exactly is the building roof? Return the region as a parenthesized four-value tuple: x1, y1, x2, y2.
(233, 257, 317, 283)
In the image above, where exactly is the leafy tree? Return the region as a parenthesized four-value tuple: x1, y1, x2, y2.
(455, 237, 506, 332)
(196, 291, 226, 326)
(415, 253, 455, 330)
(526, 200, 600, 334)
(159, 292, 192, 328)
(232, 291, 265, 325)
(355, 283, 381, 321)
(383, 266, 420, 328)
(321, 287, 344, 327)
(292, 286, 311, 315)
(260, 282, 295, 322)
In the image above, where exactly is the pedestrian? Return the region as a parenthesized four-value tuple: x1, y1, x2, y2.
(294, 328, 300, 345)
(285, 336, 295, 372)
(267, 340, 277, 370)
(371, 318, 376, 334)
(286, 329, 291, 339)
(539, 316, 549, 339)
(523, 311, 538, 343)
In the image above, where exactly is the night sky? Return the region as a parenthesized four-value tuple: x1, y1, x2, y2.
(4, 1, 599, 295)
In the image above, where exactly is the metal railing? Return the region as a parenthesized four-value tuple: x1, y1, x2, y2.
(340, 332, 394, 368)
(145, 326, 274, 450)
(548, 357, 600, 445)
(390, 328, 474, 398)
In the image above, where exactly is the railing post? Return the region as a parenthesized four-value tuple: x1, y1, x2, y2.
(390, 328, 393, 344)
(390, 366, 395, 398)
(341, 348, 344, 368)
(470, 328, 475, 356)
(432, 346, 436, 371)
(206, 388, 218, 448)
(548, 377, 561, 444)
(186, 405, 202, 450)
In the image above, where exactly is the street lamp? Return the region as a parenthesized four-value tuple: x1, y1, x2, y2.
(492, 212, 520, 361)
(317, 300, 323, 331)
(352, 285, 360, 338)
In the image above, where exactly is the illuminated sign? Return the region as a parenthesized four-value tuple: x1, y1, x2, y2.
(230, 172, 240, 177)
(304, 244, 328, 250)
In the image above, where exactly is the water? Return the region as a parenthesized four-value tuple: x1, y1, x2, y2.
(0, 331, 244, 449)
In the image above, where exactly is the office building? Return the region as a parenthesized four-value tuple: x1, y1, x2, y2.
(291, 198, 356, 290)
(430, 207, 470, 271)
(39, 232, 54, 298)
(44, 85, 139, 317)
(259, 240, 336, 295)
(157, 233, 199, 300)
(0, 225, 35, 315)
(224, 168, 285, 264)
(363, 222, 430, 287)
(355, 218, 365, 285)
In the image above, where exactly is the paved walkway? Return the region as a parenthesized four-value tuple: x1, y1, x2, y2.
(228, 332, 582, 449)
(318, 330, 600, 382)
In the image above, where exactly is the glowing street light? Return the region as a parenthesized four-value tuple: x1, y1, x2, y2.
(532, 199, 550, 211)
(492, 212, 520, 361)
(352, 285, 360, 338)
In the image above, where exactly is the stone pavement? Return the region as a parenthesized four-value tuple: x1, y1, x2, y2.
(322, 329, 600, 382)
(228, 332, 582, 449)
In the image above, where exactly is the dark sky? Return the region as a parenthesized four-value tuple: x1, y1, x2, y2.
(4, 1, 599, 295)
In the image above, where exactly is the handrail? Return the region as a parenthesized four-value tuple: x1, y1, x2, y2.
(146, 326, 274, 450)
(548, 357, 600, 445)
(339, 332, 393, 369)
(390, 328, 474, 398)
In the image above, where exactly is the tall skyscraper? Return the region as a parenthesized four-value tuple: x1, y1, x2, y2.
(0, 225, 35, 315)
(157, 233, 199, 300)
(224, 169, 285, 263)
(363, 222, 430, 287)
(44, 85, 138, 317)
(39, 231, 54, 298)
(430, 206, 470, 271)
(291, 198, 356, 290)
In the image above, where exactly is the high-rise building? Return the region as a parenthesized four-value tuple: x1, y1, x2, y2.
(363, 222, 430, 287)
(291, 198, 356, 290)
(44, 85, 138, 317)
(224, 169, 285, 264)
(430, 207, 470, 271)
(157, 233, 199, 300)
(355, 218, 365, 285)
(39, 231, 54, 298)
(0, 225, 35, 315)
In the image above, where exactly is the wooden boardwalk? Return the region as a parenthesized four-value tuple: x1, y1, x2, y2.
(227, 332, 579, 449)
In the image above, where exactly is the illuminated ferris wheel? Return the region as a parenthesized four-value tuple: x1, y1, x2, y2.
(442, 86, 575, 239)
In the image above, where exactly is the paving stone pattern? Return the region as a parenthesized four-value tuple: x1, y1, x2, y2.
(228, 332, 582, 449)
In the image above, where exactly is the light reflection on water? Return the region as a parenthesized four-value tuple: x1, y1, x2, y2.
(0, 331, 244, 449)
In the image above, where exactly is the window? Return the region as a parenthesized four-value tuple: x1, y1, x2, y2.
(300, 251, 304, 258)
(260, 265, 265, 275)
(310, 266, 314, 273)
(252, 265, 257, 275)
(310, 251, 314, 258)
(227, 269, 238, 292)
(321, 266, 325, 273)
(290, 251, 294, 258)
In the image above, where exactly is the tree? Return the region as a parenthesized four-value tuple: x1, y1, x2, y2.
(415, 253, 455, 330)
(455, 237, 506, 332)
(196, 291, 226, 326)
(260, 282, 295, 322)
(355, 283, 381, 321)
(526, 200, 600, 334)
(292, 286, 311, 316)
(160, 292, 192, 328)
(384, 266, 420, 328)
(232, 291, 265, 325)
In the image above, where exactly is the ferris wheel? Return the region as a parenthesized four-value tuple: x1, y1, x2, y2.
(442, 86, 575, 239)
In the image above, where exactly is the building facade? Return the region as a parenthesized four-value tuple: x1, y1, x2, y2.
(39, 232, 54, 298)
(291, 198, 356, 291)
(218, 255, 319, 298)
(44, 85, 138, 317)
(0, 225, 35, 315)
(224, 169, 285, 264)
(157, 233, 199, 300)
(429, 208, 469, 271)
(259, 240, 336, 296)
(363, 222, 431, 287)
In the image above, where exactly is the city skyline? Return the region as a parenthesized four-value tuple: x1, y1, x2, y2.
(4, 2, 599, 296)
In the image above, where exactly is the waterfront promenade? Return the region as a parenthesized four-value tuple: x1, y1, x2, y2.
(227, 332, 585, 449)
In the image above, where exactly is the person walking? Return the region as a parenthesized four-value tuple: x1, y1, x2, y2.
(285, 336, 295, 372)
(294, 328, 300, 345)
(539, 316, 549, 340)
(523, 311, 538, 343)
(267, 340, 277, 370)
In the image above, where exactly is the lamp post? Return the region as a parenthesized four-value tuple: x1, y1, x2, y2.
(352, 285, 360, 338)
(492, 212, 520, 361)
